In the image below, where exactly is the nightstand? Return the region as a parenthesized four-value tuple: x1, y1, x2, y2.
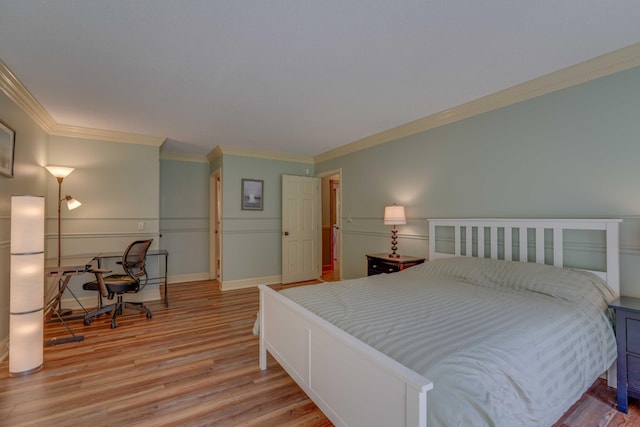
(609, 296, 640, 413)
(366, 253, 425, 276)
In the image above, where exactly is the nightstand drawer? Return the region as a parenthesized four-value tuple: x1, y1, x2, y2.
(368, 261, 399, 275)
(627, 318, 640, 354)
(366, 253, 425, 277)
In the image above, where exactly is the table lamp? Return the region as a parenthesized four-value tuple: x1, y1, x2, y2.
(384, 204, 406, 258)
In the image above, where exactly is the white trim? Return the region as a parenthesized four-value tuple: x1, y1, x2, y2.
(160, 151, 209, 163)
(208, 145, 314, 164)
(51, 124, 165, 147)
(314, 43, 640, 163)
(4, 42, 640, 160)
(221, 275, 282, 291)
(60, 287, 161, 311)
(168, 272, 210, 284)
(0, 58, 165, 147)
(0, 58, 56, 132)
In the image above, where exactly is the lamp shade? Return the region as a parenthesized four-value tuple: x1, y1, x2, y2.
(45, 166, 74, 179)
(10, 195, 45, 376)
(383, 205, 406, 225)
(65, 195, 82, 210)
(11, 195, 45, 254)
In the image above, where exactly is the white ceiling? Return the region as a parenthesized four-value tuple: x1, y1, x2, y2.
(0, 1, 639, 157)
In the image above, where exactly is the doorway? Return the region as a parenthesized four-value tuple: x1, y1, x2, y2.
(320, 171, 341, 282)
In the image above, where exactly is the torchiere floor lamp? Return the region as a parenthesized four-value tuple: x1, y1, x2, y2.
(45, 166, 82, 267)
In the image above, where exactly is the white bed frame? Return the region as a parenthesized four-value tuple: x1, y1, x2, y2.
(259, 218, 621, 427)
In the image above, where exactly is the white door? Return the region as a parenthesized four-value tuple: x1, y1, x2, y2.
(282, 174, 321, 284)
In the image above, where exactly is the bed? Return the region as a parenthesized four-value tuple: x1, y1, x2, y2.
(259, 218, 621, 426)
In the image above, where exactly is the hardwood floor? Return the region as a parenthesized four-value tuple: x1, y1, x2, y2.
(0, 279, 638, 426)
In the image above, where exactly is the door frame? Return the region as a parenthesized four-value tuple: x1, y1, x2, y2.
(209, 168, 222, 281)
(317, 168, 342, 281)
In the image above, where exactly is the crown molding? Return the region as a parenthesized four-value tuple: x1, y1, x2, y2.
(50, 124, 165, 146)
(314, 42, 640, 164)
(0, 58, 57, 132)
(0, 58, 165, 147)
(207, 146, 223, 163)
(160, 151, 209, 163)
(49, 124, 166, 147)
(208, 145, 314, 164)
(5, 40, 640, 161)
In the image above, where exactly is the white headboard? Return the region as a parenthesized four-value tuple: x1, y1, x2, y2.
(428, 218, 622, 296)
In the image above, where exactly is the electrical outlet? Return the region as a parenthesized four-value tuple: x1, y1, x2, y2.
(138, 221, 144, 230)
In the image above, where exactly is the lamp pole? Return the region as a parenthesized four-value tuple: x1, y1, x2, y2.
(56, 176, 63, 267)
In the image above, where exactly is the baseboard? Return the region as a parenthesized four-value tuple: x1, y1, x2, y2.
(60, 287, 162, 310)
(0, 335, 8, 363)
(58, 273, 210, 309)
(221, 275, 282, 291)
(168, 272, 210, 284)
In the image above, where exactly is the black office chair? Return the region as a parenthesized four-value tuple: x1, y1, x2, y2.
(83, 239, 154, 329)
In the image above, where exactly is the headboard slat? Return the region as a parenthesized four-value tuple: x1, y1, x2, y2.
(478, 227, 485, 258)
(519, 228, 527, 263)
(505, 227, 513, 261)
(553, 227, 563, 267)
(490, 227, 498, 260)
(535, 228, 544, 264)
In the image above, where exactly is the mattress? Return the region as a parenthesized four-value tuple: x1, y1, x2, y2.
(280, 257, 617, 427)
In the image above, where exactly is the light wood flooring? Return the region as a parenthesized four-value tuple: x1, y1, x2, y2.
(0, 279, 638, 426)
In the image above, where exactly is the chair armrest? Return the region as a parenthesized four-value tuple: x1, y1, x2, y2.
(88, 268, 112, 274)
(88, 269, 111, 298)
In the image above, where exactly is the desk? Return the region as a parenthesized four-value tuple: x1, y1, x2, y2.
(94, 249, 169, 307)
(44, 256, 94, 345)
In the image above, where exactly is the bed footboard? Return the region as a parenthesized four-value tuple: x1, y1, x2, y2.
(259, 285, 433, 427)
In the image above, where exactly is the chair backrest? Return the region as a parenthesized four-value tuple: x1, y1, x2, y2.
(121, 239, 153, 286)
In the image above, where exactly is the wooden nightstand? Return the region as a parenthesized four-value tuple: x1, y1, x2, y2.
(366, 253, 425, 276)
(609, 296, 640, 413)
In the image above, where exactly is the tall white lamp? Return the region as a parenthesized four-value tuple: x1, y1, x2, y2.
(383, 204, 406, 258)
(45, 166, 81, 267)
(10, 195, 45, 376)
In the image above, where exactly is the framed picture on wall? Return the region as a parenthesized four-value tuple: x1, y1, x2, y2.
(241, 179, 264, 210)
(0, 121, 15, 178)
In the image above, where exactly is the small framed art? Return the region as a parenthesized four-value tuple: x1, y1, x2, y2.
(0, 121, 15, 178)
(241, 179, 264, 210)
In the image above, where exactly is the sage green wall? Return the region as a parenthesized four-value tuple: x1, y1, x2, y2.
(218, 154, 312, 283)
(316, 66, 640, 296)
(47, 135, 161, 306)
(0, 90, 49, 348)
(160, 158, 210, 280)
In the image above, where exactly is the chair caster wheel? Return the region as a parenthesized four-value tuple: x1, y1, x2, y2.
(84, 318, 92, 326)
(110, 322, 118, 329)
(146, 312, 152, 319)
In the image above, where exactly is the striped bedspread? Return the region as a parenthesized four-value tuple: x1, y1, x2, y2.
(280, 257, 617, 427)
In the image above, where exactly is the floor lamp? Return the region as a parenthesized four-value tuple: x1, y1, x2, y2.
(45, 166, 82, 267)
(10, 195, 45, 376)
